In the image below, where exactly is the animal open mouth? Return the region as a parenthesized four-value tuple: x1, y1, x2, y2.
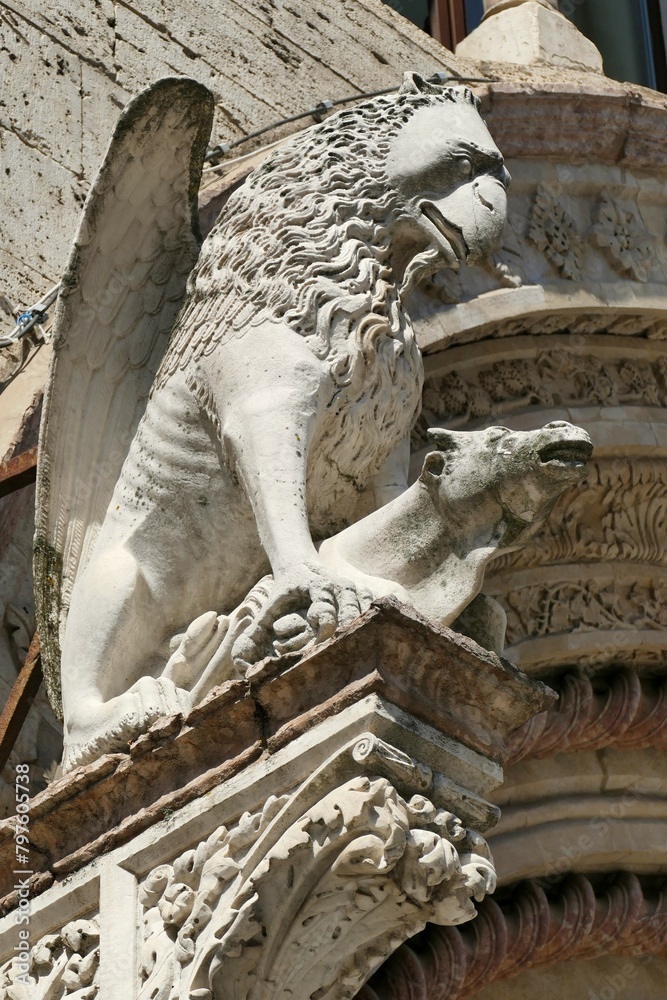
(538, 439, 593, 469)
(421, 203, 469, 261)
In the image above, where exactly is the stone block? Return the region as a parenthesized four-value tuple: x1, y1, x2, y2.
(456, 2, 603, 73)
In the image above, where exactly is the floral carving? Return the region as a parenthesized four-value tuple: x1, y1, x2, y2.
(528, 183, 584, 280)
(593, 192, 654, 282)
(415, 351, 667, 444)
(138, 736, 495, 1000)
(0, 918, 99, 999)
(506, 669, 667, 764)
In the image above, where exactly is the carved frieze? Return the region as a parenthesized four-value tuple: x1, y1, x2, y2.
(528, 182, 584, 280)
(524, 184, 655, 286)
(416, 352, 667, 441)
(498, 577, 667, 647)
(0, 917, 99, 999)
(137, 736, 496, 1000)
(490, 459, 667, 571)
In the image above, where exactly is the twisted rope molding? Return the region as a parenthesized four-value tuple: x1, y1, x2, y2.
(359, 872, 667, 1000)
(506, 670, 667, 765)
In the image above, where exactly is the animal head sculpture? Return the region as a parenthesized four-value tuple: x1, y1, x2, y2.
(424, 420, 593, 546)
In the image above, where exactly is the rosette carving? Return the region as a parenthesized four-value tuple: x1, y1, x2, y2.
(528, 183, 584, 280)
(593, 192, 654, 282)
(138, 736, 496, 1000)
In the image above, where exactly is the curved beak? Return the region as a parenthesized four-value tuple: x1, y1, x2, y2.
(421, 173, 509, 265)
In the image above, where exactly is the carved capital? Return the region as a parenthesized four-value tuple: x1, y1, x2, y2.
(138, 736, 496, 1000)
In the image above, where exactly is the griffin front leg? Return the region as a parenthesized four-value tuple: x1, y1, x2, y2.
(194, 324, 371, 667)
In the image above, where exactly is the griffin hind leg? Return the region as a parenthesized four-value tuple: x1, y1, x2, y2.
(61, 544, 191, 770)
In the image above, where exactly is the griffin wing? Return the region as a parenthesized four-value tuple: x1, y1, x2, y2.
(34, 77, 214, 713)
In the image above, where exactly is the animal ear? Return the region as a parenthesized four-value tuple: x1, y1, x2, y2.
(399, 71, 442, 96)
(427, 427, 458, 452)
(420, 450, 447, 483)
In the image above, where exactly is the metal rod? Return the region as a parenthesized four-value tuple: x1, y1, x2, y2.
(0, 447, 38, 500)
(0, 633, 42, 775)
(204, 72, 495, 162)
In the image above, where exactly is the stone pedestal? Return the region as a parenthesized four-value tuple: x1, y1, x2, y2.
(457, 0, 603, 72)
(0, 601, 552, 999)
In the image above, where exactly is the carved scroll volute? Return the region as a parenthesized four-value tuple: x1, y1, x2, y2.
(138, 737, 496, 1000)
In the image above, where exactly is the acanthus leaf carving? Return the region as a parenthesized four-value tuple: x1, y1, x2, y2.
(138, 736, 496, 1000)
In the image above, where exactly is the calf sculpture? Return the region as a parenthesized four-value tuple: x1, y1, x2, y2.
(36, 72, 559, 771)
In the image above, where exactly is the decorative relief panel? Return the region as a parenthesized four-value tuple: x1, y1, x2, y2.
(0, 916, 99, 999)
(491, 460, 667, 571)
(415, 350, 667, 441)
(498, 577, 667, 647)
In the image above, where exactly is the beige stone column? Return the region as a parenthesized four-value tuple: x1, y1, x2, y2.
(483, 0, 558, 13)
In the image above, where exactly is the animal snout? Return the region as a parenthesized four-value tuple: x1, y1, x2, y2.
(544, 420, 573, 430)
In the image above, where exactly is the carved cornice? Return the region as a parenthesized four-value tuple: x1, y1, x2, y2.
(360, 872, 667, 999)
(480, 82, 667, 171)
(506, 670, 667, 764)
(137, 736, 497, 1000)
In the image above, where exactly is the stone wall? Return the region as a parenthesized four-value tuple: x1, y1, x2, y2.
(0, 0, 464, 308)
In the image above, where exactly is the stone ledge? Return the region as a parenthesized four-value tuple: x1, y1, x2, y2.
(0, 599, 553, 912)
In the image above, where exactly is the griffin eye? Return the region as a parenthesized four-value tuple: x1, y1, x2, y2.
(458, 157, 473, 178)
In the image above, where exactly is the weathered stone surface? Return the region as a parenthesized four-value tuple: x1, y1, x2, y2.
(248, 601, 554, 760)
(0, 599, 555, 999)
(1, 0, 464, 312)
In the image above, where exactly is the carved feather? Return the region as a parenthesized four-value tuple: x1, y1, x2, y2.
(34, 77, 214, 714)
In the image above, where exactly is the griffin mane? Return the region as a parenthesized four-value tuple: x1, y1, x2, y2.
(156, 84, 479, 509)
(158, 85, 478, 377)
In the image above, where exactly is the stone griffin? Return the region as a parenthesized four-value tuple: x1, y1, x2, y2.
(36, 73, 515, 770)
